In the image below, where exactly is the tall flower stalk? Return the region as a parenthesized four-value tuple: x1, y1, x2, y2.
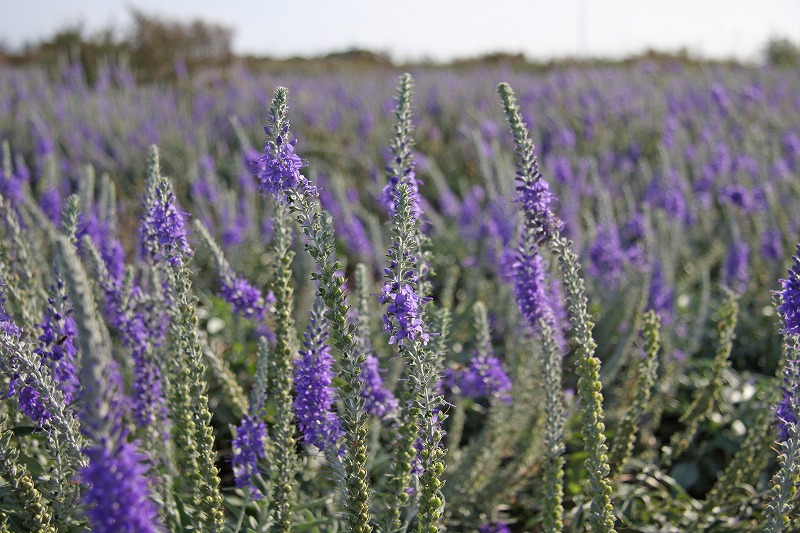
(252, 87, 372, 533)
(266, 204, 299, 532)
(608, 310, 661, 476)
(378, 74, 447, 533)
(498, 82, 616, 533)
(141, 146, 223, 531)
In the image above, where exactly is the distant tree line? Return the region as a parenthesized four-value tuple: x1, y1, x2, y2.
(0, 10, 234, 82)
(1, 11, 798, 83)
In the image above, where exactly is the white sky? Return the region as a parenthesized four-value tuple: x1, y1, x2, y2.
(1, 0, 799, 62)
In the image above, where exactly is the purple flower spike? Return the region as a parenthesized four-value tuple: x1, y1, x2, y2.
(380, 282, 429, 346)
(0, 289, 20, 338)
(140, 182, 191, 266)
(254, 135, 316, 203)
(219, 273, 270, 321)
(81, 438, 161, 533)
(454, 356, 512, 404)
(724, 241, 749, 295)
(776, 387, 797, 443)
(232, 414, 268, 500)
(293, 299, 342, 451)
(513, 249, 554, 330)
(35, 279, 79, 404)
(779, 243, 800, 336)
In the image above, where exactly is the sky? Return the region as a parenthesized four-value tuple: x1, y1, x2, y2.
(1, 0, 799, 63)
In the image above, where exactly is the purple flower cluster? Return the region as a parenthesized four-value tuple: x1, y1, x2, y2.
(779, 243, 800, 336)
(9, 379, 50, 424)
(0, 288, 20, 338)
(360, 354, 399, 419)
(380, 281, 429, 346)
(382, 164, 422, 220)
(776, 386, 797, 442)
(78, 210, 125, 282)
(293, 302, 342, 451)
(724, 240, 749, 294)
(516, 160, 562, 245)
(479, 522, 512, 533)
(648, 260, 674, 324)
(588, 223, 624, 285)
(140, 182, 192, 266)
(449, 356, 512, 404)
(218, 272, 273, 321)
(1, 288, 50, 423)
(231, 414, 268, 499)
(81, 437, 161, 532)
(253, 133, 315, 202)
(35, 280, 79, 404)
(513, 248, 554, 330)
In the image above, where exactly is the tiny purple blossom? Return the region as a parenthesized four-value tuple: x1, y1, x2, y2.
(776, 387, 797, 443)
(513, 248, 554, 330)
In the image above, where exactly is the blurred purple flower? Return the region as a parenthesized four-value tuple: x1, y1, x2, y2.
(724, 241, 749, 294)
(232, 414, 268, 499)
(81, 437, 162, 532)
(360, 354, 398, 419)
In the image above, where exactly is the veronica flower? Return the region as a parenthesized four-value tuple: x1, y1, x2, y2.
(380, 279, 429, 346)
(513, 248, 554, 330)
(360, 354, 399, 419)
(648, 259, 674, 324)
(219, 272, 273, 321)
(293, 298, 342, 451)
(81, 436, 161, 533)
(479, 522, 512, 533)
(1, 287, 50, 424)
(194, 219, 274, 322)
(775, 386, 797, 443)
(762, 229, 783, 262)
(588, 223, 624, 286)
(231, 414, 268, 499)
(35, 278, 79, 404)
(253, 127, 316, 202)
(0, 287, 20, 338)
(719, 184, 751, 210)
(455, 355, 512, 404)
(779, 243, 800, 337)
(140, 180, 192, 267)
(724, 240, 749, 294)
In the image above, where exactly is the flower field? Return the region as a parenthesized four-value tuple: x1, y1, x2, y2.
(1, 59, 800, 531)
